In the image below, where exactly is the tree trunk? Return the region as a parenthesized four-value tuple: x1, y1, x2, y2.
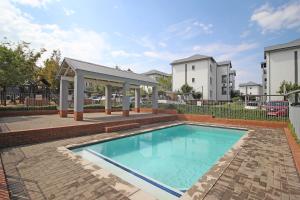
(3, 86, 6, 106)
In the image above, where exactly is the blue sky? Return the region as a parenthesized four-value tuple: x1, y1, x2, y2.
(1, 0, 300, 85)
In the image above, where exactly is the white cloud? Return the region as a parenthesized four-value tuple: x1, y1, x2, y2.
(158, 42, 167, 48)
(111, 50, 140, 58)
(240, 30, 251, 38)
(135, 36, 156, 50)
(63, 8, 75, 16)
(167, 19, 213, 39)
(251, 1, 300, 33)
(0, 0, 109, 65)
(192, 42, 258, 60)
(12, 0, 59, 8)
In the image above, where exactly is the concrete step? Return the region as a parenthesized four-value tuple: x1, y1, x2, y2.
(105, 123, 140, 133)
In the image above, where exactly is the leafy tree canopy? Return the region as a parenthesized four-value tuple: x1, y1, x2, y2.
(278, 81, 300, 94)
(38, 50, 61, 90)
(180, 83, 193, 94)
(0, 40, 44, 87)
(157, 76, 172, 92)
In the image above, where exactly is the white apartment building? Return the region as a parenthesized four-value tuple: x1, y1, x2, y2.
(142, 70, 171, 81)
(263, 38, 300, 100)
(239, 81, 262, 96)
(171, 54, 236, 101)
(141, 70, 171, 93)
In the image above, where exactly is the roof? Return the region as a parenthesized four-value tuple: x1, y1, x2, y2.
(229, 69, 236, 75)
(170, 54, 213, 65)
(142, 70, 171, 77)
(217, 60, 231, 65)
(239, 81, 262, 87)
(59, 57, 157, 85)
(265, 38, 300, 52)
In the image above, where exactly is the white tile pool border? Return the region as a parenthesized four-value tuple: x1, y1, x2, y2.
(58, 121, 251, 200)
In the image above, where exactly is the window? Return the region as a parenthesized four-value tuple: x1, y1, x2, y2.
(222, 87, 227, 95)
(210, 64, 212, 72)
(210, 77, 212, 85)
(263, 69, 267, 74)
(222, 75, 227, 83)
(192, 65, 195, 70)
(210, 90, 213, 98)
(264, 78, 267, 82)
(249, 87, 252, 89)
(192, 78, 195, 83)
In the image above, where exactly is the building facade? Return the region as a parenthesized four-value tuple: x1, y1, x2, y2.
(239, 81, 262, 96)
(141, 70, 171, 93)
(171, 54, 236, 101)
(142, 70, 171, 81)
(263, 38, 300, 100)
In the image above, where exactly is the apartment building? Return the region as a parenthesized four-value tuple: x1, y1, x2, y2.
(239, 81, 262, 96)
(171, 54, 236, 101)
(142, 70, 171, 93)
(142, 70, 171, 81)
(261, 61, 267, 95)
(263, 38, 300, 100)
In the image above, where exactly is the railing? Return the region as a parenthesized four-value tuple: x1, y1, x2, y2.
(155, 94, 290, 121)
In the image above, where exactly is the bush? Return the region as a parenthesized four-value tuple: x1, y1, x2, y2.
(0, 105, 58, 111)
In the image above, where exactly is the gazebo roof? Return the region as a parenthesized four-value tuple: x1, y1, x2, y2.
(58, 57, 157, 86)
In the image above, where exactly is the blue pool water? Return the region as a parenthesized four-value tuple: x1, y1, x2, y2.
(72, 124, 245, 191)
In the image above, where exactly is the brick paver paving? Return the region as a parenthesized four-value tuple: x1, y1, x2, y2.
(1, 123, 300, 200)
(204, 128, 300, 200)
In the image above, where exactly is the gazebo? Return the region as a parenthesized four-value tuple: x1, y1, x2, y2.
(57, 58, 158, 121)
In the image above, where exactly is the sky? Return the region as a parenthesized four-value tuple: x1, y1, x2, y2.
(0, 0, 300, 85)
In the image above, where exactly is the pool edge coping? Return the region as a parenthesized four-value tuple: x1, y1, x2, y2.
(57, 121, 250, 200)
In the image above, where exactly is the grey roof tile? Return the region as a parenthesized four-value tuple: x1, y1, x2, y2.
(62, 57, 157, 84)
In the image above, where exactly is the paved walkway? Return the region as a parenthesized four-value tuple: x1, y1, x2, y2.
(1, 122, 300, 200)
(0, 112, 155, 132)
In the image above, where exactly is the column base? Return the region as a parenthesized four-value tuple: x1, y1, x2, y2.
(122, 110, 129, 117)
(133, 108, 140, 113)
(74, 111, 83, 121)
(59, 110, 68, 118)
(105, 109, 112, 115)
(152, 109, 158, 114)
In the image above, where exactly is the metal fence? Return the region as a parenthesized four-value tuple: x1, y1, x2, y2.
(141, 94, 289, 121)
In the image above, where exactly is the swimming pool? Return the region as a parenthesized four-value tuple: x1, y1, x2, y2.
(72, 124, 245, 198)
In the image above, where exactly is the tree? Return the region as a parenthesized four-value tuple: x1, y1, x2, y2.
(180, 83, 193, 94)
(39, 50, 61, 90)
(0, 40, 44, 105)
(157, 76, 172, 92)
(278, 81, 300, 94)
(0, 41, 43, 87)
(192, 91, 202, 99)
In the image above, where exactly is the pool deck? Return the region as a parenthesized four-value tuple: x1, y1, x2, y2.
(0, 112, 161, 133)
(1, 121, 300, 200)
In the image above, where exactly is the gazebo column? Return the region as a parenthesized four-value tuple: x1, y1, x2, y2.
(122, 82, 130, 117)
(105, 85, 112, 115)
(152, 86, 158, 114)
(74, 71, 84, 121)
(134, 88, 140, 112)
(59, 77, 69, 117)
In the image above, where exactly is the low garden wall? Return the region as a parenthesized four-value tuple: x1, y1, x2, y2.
(289, 105, 300, 138)
(0, 106, 122, 117)
(0, 115, 177, 148)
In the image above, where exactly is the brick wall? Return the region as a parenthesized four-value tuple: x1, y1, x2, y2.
(0, 115, 177, 148)
(177, 114, 288, 128)
(0, 157, 9, 200)
(0, 108, 123, 117)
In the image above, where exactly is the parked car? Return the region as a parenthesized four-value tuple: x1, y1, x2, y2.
(265, 101, 289, 117)
(245, 101, 259, 110)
